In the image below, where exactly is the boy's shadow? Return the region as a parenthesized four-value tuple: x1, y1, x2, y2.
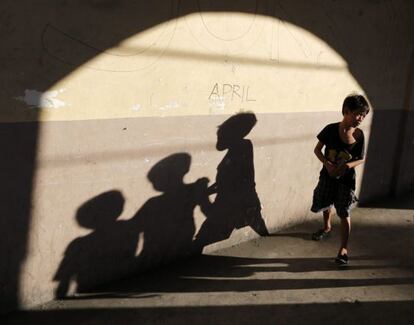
(194, 112, 269, 250)
(53, 190, 140, 298)
(133, 153, 208, 268)
(53, 114, 270, 297)
(54, 153, 208, 298)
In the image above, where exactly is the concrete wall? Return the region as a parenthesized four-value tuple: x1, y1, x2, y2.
(1, 0, 413, 312)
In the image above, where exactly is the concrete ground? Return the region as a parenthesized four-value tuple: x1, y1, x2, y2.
(3, 193, 414, 324)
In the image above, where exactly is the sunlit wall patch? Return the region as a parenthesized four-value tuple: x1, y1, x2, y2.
(9, 5, 365, 122)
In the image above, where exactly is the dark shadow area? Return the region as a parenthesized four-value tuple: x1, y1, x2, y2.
(3, 0, 414, 313)
(194, 113, 269, 251)
(0, 123, 39, 313)
(5, 220, 414, 323)
(3, 301, 414, 325)
(359, 190, 414, 210)
(59, 220, 413, 298)
(69, 254, 414, 297)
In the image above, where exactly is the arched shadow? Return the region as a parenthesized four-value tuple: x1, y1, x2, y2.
(194, 113, 269, 251)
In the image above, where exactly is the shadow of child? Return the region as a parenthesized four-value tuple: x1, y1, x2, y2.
(194, 112, 269, 250)
(54, 190, 140, 298)
(132, 153, 208, 268)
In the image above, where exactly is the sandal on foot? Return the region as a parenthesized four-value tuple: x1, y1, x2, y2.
(335, 253, 348, 266)
(311, 229, 331, 241)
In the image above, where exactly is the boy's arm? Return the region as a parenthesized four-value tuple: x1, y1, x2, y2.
(335, 159, 365, 176)
(314, 141, 336, 176)
(346, 159, 364, 169)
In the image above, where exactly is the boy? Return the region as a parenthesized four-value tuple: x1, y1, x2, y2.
(311, 94, 370, 265)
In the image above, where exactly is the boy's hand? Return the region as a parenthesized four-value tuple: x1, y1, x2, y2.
(334, 163, 350, 177)
(324, 161, 337, 177)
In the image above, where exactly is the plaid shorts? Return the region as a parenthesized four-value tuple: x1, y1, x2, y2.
(311, 175, 358, 218)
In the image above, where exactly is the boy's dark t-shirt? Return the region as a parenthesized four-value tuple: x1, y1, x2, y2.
(317, 122, 365, 190)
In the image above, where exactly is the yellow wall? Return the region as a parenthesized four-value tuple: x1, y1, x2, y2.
(5, 5, 366, 122)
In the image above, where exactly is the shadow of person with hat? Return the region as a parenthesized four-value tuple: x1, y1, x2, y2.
(53, 190, 140, 298)
(132, 153, 208, 268)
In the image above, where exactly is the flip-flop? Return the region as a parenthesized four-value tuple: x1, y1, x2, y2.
(311, 229, 331, 241)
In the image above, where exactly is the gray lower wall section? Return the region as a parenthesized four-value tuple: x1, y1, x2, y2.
(360, 109, 414, 200)
(1, 109, 413, 312)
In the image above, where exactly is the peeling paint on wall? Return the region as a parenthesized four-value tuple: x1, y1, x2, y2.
(209, 96, 226, 112)
(159, 101, 180, 111)
(16, 89, 67, 109)
(131, 104, 142, 111)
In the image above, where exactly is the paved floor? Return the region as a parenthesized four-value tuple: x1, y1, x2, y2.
(4, 193, 414, 324)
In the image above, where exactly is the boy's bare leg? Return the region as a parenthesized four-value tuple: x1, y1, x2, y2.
(312, 208, 333, 240)
(323, 208, 332, 232)
(339, 216, 351, 255)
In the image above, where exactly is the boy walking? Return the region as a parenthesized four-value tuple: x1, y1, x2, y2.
(311, 94, 370, 265)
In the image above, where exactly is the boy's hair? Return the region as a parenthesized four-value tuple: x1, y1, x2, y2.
(342, 94, 370, 115)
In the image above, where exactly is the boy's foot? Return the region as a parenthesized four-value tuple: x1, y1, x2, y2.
(311, 229, 331, 241)
(335, 253, 348, 266)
